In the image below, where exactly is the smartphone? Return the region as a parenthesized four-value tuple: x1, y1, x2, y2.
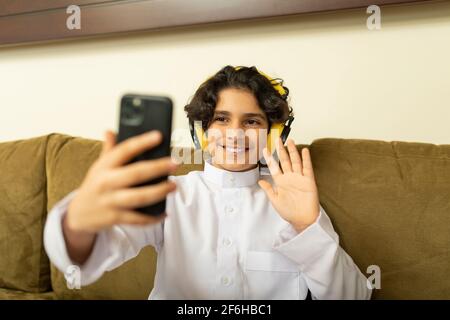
(117, 94, 173, 216)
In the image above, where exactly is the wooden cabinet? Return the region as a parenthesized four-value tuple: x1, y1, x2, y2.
(0, 0, 432, 46)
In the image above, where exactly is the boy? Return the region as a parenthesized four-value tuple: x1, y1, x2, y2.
(44, 66, 372, 299)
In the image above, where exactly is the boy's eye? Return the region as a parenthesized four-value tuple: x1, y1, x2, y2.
(245, 119, 261, 126)
(214, 116, 228, 122)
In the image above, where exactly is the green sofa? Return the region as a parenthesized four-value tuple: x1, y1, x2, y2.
(0, 133, 449, 299)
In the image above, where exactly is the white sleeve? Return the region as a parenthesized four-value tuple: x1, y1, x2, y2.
(273, 205, 372, 300)
(43, 190, 164, 287)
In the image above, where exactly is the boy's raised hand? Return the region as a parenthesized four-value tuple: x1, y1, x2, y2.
(258, 138, 320, 233)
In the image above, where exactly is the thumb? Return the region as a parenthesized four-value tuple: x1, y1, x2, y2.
(258, 179, 276, 202)
(101, 130, 116, 155)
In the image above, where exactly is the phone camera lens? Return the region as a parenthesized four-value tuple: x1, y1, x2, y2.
(122, 98, 144, 126)
(132, 98, 142, 108)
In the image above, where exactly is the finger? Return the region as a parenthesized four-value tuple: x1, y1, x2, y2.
(258, 180, 277, 202)
(101, 130, 116, 156)
(287, 139, 303, 175)
(108, 181, 177, 209)
(276, 137, 292, 173)
(105, 157, 178, 189)
(104, 131, 162, 168)
(263, 147, 282, 177)
(301, 148, 315, 178)
(116, 210, 167, 226)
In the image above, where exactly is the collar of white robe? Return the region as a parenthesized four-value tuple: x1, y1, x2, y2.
(203, 160, 260, 188)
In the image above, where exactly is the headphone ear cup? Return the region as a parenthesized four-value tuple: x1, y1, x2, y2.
(194, 125, 208, 151)
(201, 130, 208, 150)
(190, 120, 207, 150)
(280, 126, 291, 144)
(267, 123, 285, 155)
(189, 120, 199, 150)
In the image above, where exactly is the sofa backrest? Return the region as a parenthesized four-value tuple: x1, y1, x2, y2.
(0, 136, 51, 293)
(311, 138, 450, 299)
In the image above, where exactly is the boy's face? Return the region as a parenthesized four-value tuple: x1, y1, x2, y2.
(207, 87, 269, 172)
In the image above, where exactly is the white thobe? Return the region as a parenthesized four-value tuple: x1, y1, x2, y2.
(44, 161, 372, 300)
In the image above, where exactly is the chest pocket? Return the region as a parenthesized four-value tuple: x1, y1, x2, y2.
(244, 250, 305, 300)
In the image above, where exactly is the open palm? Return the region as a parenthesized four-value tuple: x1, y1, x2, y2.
(258, 138, 320, 232)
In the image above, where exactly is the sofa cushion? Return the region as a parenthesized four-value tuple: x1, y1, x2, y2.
(310, 138, 450, 299)
(0, 136, 51, 292)
(0, 288, 56, 300)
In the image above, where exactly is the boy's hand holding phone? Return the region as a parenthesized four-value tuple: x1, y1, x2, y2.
(65, 130, 178, 234)
(61, 94, 175, 264)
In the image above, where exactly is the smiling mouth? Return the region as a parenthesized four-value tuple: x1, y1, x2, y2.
(218, 144, 250, 153)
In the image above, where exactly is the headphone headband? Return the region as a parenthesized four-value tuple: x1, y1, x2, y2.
(234, 66, 288, 99)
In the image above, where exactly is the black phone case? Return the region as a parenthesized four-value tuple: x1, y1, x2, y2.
(117, 94, 173, 216)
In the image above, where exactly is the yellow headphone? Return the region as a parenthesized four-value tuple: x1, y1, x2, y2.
(189, 66, 294, 155)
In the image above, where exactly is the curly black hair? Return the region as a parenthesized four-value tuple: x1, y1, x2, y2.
(184, 65, 293, 130)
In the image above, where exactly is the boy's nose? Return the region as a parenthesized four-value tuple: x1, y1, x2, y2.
(225, 127, 245, 139)
(225, 129, 247, 146)
(229, 120, 243, 130)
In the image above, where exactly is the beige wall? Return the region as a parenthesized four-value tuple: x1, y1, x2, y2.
(1, 1, 449, 146)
